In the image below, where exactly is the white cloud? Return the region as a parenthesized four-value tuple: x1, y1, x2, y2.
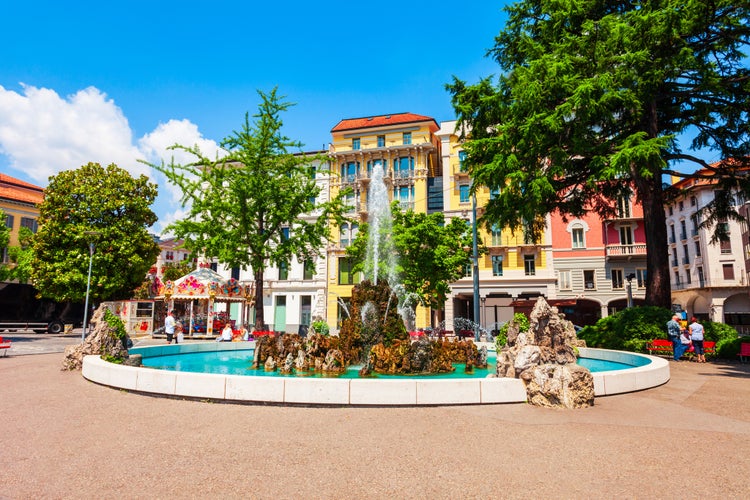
(0, 84, 222, 236)
(0, 84, 147, 183)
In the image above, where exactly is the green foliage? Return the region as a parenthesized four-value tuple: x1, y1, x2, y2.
(0, 208, 9, 251)
(310, 318, 329, 336)
(702, 321, 738, 343)
(495, 313, 529, 349)
(577, 307, 673, 351)
(161, 260, 194, 282)
(716, 336, 748, 359)
(347, 202, 474, 310)
(0, 226, 34, 283)
(147, 88, 349, 328)
(103, 308, 127, 339)
(448, 0, 750, 308)
(30, 163, 160, 302)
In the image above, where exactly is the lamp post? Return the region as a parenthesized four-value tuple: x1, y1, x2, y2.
(81, 231, 101, 342)
(626, 273, 636, 309)
(472, 192, 480, 341)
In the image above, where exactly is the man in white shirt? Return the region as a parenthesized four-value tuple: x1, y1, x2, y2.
(165, 310, 176, 344)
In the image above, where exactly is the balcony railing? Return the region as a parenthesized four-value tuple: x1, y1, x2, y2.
(671, 277, 746, 290)
(605, 244, 647, 257)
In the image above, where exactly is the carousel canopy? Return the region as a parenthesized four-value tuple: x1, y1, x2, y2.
(156, 267, 251, 302)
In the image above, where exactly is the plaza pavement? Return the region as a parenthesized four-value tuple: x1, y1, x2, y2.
(0, 339, 749, 499)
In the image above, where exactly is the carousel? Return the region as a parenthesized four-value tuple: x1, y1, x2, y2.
(155, 267, 254, 337)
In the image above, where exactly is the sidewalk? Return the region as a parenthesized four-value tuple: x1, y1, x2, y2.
(1, 352, 748, 498)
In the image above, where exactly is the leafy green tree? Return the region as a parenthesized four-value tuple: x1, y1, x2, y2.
(150, 88, 349, 329)
(347, 202, 474, 311)
(0, 226, 34, 283)
(0, 208, 9, 252)
(448, 0, 750, 308)
(31, 163, 160, 302)
(161, 260, 195, 282)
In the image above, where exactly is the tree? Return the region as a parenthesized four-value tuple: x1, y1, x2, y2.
(347, 202, 474, 311)
(448, 0, 750, 307)
(31, 162, 160, 302)
(161, 260, 195, 282)
(150, 88, 349, 329)
(0, 226, 34, 283)
(0, 208, 10, 278)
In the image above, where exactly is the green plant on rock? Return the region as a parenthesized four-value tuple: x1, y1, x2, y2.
(495, 313, 529, 350)
(310, 318, 330, 336)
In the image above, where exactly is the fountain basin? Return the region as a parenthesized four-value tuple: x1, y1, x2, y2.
(81, 342, 669, 405)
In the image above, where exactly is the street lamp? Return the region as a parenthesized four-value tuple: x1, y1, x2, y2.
(472, 192, 480, 341)
(81, 231, 101, 342)
(626, 273, 636, 309)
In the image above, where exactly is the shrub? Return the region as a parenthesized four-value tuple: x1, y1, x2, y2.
(716, 335, 748, 359)
(495, 313, 529, 350)
(577, 306, 673, 352)
(310, 319, 330, 336)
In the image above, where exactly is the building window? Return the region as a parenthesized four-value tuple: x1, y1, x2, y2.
(680, 220, 687, 240)
(686, 270, 692, 285)
(393, 186, 414, 210)
(617, 195, 631, 218)
(720, 239, 732, 254)
(458, 151, 467, 172)
(674, 271, 681, 285)
(341, 162, 358, 183)
(636, 268, 647, 288)
(668, 205, 673, 216)
(558, 270, 571, 290)
(491, 225, 503, 246)
(338, 258, 360, 285)
(619, 225, 633, 246)
(165, 251, 174, 261)
(571, 225, 585, 249)
(611, 269, 624, 289)
(723, 263, 735, 280)
(459, 185, 470, 203)
(352, 138, 360, 150)
(678, 200, 684, 211)
(669, 224, 676, 244)
(279, 261, 289, 281)
(4, 214, 13, 229)
(672, 247, 678, 267)
(584, 270, 596, 289)
(523, 219, 537, 245)
(682, 244, 689, 265)
(393, 156, 414, 178)
(20, 217, 38, 233)
(377, 135, 385, 147)
(690, 195, 697, 206)
(1, 247, 8, 264)
(524, 255, 536, 276)
(231, 267, 240, 281)
(402, 132, 411, 145)
(340, 223, 358, 247)
(491, 255, 503, 276)
(303, 259, 315, 280)
(697, 266, 705, 285)
(490, 187, 501, 200)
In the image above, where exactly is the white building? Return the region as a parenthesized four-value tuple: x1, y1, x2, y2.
(666, 170, 750, 331)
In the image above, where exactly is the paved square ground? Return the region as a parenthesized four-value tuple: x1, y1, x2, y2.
(1, 351, 748, 498)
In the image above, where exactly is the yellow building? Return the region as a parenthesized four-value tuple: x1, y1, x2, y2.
(326, 113, 441, 330)
(1, 174, 44, 266)
(435, 121, 556, 332)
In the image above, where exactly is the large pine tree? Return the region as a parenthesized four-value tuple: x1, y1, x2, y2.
(448, 0, 750, 307)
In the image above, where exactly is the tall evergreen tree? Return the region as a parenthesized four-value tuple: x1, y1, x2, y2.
(448, 0, 750, 307)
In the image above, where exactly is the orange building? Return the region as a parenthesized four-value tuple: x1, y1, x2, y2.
(1, 173, 44, 264)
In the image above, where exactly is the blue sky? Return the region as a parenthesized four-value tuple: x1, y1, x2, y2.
(0, 0, 510, 232)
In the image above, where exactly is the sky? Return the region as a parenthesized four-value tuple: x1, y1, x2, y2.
(0, 0, 511, 233)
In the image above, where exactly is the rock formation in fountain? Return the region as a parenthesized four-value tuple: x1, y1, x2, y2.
(62, 304, 139, 371)
(495, 297, 594, 408)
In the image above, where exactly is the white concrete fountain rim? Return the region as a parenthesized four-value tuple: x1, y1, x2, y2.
(81, 342, 669, 405)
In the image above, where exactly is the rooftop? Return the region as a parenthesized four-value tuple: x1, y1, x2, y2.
(331, 112, 438, 133)
(0, 173, 44, 206)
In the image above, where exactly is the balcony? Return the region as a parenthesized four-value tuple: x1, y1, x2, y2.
(671, 277, 745, 290)
(454, 165, 470, 178)
(605, 244, 647, 259)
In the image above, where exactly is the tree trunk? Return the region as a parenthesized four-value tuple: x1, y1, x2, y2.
(254, 269, 265, 330)
(634, 175, 671, 308)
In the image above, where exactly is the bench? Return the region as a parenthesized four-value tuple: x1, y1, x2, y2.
(739, 343, 750, 363)
(647, 339, 673, 356)
(0, 336, 11, 356)
(647, 338, 716, 359)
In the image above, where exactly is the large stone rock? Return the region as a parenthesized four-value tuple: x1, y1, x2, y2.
(496, 297, 594, 408)
(61, 305, 132, 371)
